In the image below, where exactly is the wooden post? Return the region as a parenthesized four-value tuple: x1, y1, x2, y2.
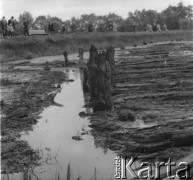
(106, 46, 115, 86)
(63, 50, 69, 66)
(78, 48, 84, 64)
(44, 61, 50, 71)
(87, 45, 98, 102)
(96, 52, 106, 101)
(83, 67, 90, 92)
(87, 45, 113, 111)
(97, 52, 112, 110)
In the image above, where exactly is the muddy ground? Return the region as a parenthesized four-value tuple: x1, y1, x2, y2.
(87, 41, 193, 163)
(1, 40, 193, 176)
(0, 62, 74, 174)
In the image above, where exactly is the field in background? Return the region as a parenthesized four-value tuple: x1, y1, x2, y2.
(0, 30, 192, 62)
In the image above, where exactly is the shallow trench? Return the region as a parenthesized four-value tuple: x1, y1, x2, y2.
(2, 41, 193, 180)
(3, 68, 117, 180)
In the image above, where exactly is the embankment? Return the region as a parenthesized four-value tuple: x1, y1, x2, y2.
(0, 30, 192, 62)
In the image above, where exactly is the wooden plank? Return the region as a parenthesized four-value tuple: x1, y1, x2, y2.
(29, 30, 49, 36)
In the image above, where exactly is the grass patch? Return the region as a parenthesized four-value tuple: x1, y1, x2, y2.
(0, 30, 192, 62)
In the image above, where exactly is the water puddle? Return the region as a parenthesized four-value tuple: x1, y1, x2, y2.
(6, 68, 117, 180)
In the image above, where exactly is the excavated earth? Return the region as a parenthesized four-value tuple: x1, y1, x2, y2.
(1, 40, 193, 176)
(88, 41, 193, 163)
(0, 63, 73, 174)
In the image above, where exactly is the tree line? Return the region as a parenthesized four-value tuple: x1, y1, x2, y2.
(9, 2, 193, 34)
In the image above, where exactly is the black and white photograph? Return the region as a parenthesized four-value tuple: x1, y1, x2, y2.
(0, 0, 193, 179)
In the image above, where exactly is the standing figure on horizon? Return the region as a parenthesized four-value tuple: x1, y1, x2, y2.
(157, 24, 161, 33)
(48, 22, 52, 33)
(88, 23, 93, 32)
(61, 24, 66, 34)
(23, 19, 29, 36)
(163, 24, 168, 31)
(7, 16, 15, 38)
(108, 22, 113, 32)
(1, 17, 7, 37)
(132, 23, 136, 33)
(153, 22, 157, 32)
(146, 24, 153, 32)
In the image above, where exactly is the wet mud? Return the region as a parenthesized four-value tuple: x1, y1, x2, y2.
(1, 66, 67, 174)
(86, 41, 193, 163)
(1, 40, 193, 178)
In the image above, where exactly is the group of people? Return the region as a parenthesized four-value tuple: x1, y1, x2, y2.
(47, 22, 54, 33)
(1, 16, 170, 37)
(48, 21, 115, 34)
(1, 16, 30, 38)
(88, 22, 115, 32)
(132, 22, 168, 33)
(146, 23, 168, 32)
(48, 21, 68, 34)
(1, 16, 15, 38)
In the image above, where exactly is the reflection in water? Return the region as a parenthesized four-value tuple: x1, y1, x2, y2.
(7, 68, 116, 180)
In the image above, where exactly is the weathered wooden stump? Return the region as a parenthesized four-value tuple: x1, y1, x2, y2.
(106, 46, 115, 86)
(83, 67, 90, 92)
(97, 52, 112, 111)
(118, 109, 135, 121)
(87, 45, 98, 102)
(78, 48, 84, 64)
(87, 45, 113, 111)
(44, 61, 50, 71)
(63, 50, 69, 66)
(1, 100, 5, 107)
(8, 64, 14, 70)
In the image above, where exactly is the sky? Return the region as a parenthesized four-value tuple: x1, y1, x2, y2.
(0, 0, 192, 21)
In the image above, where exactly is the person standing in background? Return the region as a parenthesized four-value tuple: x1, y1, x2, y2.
(61, 24, 66, 34)
(153, 22, 157, 32)
(50, 23, 54, 33)
(163, 24, 168, 31)
(48, 22, 52, 33)
(1, 17, 7, 37)
(146, 24, 151, 32)
(157, 24, 161, 33)
(108, 22, 113, 32)
(132, 23, 136, 33)
(23, 19, 29, 36)
(7, 16, 15, 38)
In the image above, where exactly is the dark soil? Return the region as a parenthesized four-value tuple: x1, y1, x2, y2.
(1, 67, 67, 174)
(85, 41, 193, 162)
(1, 40, 193, 177)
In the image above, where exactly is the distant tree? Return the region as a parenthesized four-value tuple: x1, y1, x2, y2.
(119, 18, 133, 32)
(70, 17, 80, 32)
(63, 20, 71, 32)
(48, 16, 63, 24)
(186, 5, 193, 18)
(14, 20, 23, 35)
(19, 11, 34, 26)
(80, 13, 97, 23)
(80, 13, 123, 32)
(33, 15, 47, 30)
(176, 2, 193, 18)
(15, 1, 192, 34)
(107, 13, 124, 25)
(46, 16, 63, 33)
(127, 9, 159, 31)
(79, 14, 97, 31)
(162, 2, 193, 30)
